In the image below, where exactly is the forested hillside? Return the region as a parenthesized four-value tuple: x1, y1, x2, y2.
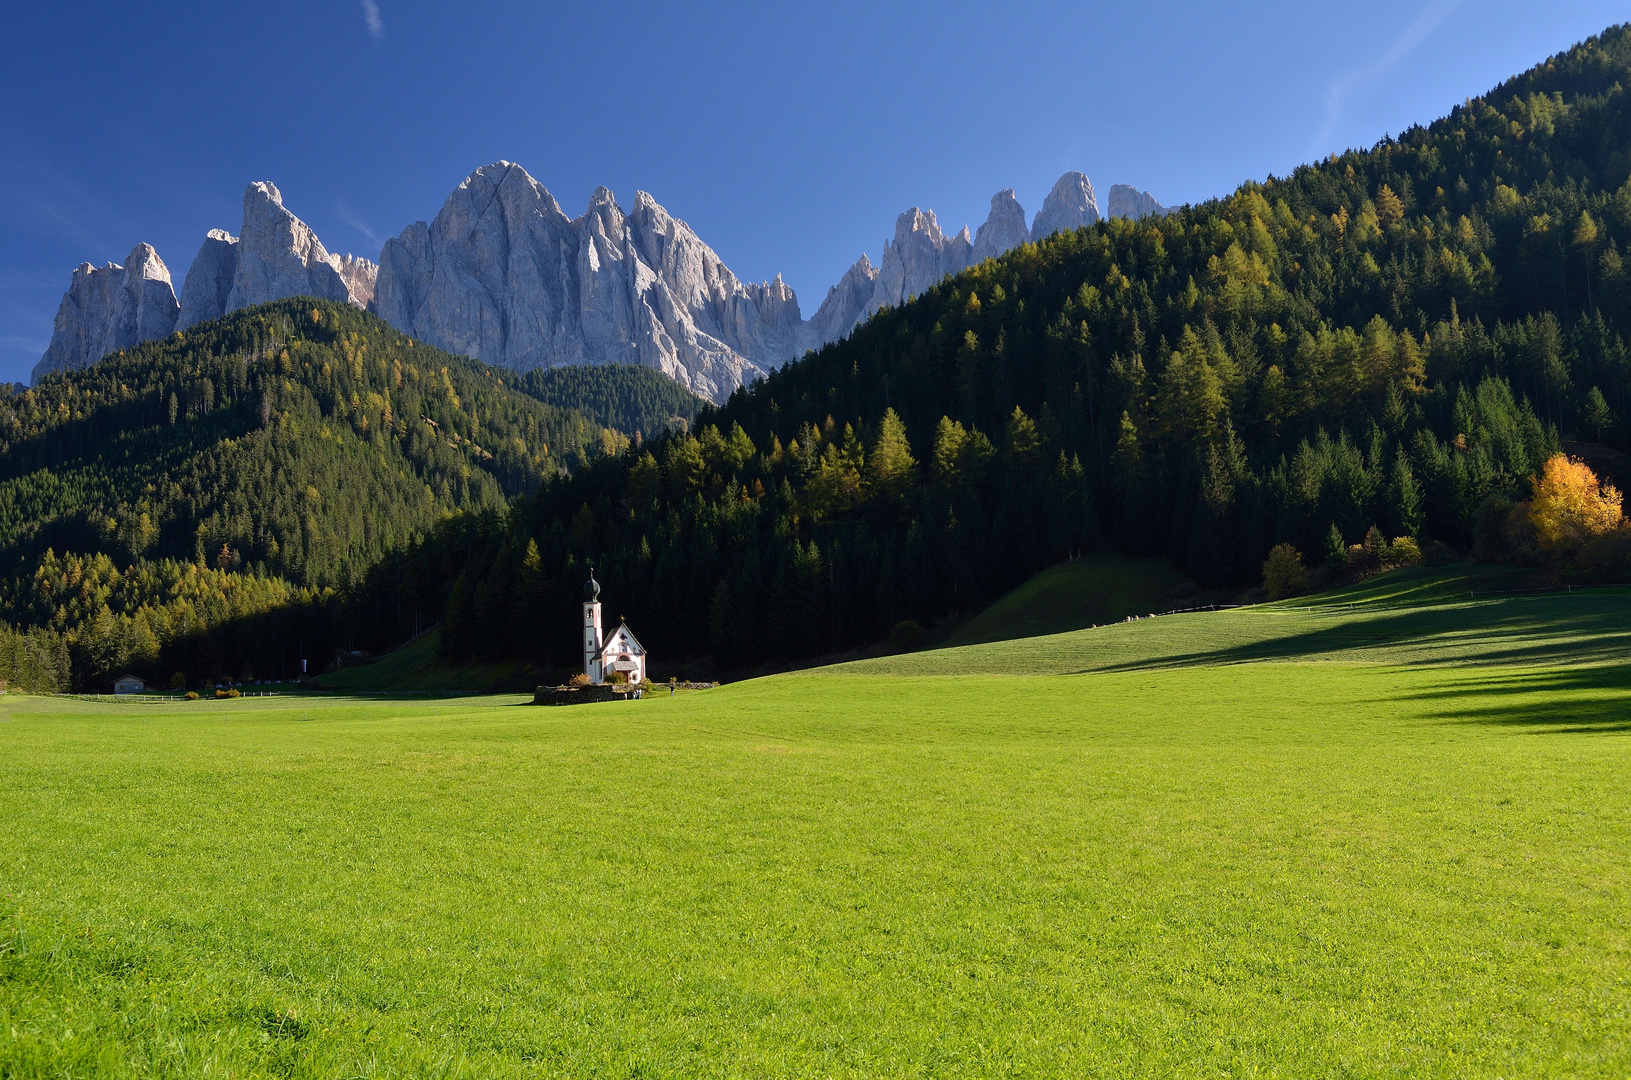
(4, 299, 615, 584)
(0, 299, 626, 688)
(343, 25, 1631, 673)
(515, 364, 705, 439)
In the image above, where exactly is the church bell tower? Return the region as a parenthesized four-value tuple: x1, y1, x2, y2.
(583, 567, 604, 684)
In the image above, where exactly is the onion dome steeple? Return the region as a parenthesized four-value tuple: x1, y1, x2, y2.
(584, 566, 600, 601)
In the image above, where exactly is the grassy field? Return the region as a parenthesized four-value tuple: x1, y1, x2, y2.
(2, 566, 1629, 1077)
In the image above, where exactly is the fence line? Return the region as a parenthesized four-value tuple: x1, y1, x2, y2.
(55, 691, 288, 704)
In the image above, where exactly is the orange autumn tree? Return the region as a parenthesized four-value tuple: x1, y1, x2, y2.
(1529, 455, 1624, 551)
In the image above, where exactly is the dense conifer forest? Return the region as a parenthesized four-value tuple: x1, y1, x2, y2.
(10, 26, 1631, 688)
(0, 300, 645, 688)
(342, 24, 1631, 674)
(514, 364, 705, 441)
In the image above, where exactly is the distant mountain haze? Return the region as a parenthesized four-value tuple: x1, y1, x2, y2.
(31, 166, 1175, 400)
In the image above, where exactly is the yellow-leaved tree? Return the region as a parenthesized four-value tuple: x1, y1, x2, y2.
(1529, 455, 1623, 550)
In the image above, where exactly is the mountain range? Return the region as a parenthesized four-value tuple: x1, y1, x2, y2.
(32, 167, 1171, 400)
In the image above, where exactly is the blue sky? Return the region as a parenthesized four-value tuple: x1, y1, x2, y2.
(0, 0, 1624, 382)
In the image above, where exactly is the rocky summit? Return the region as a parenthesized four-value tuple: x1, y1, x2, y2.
(1108, 184, 1174, 219)
(805, 254, 879, 348)
(809, 190, 1030, 348)
(972, 189, 1030, 263)
(35, 181, 379, 383)
(180, 182, 375, 329)
(34, 244, 179, 381)
(176, 230, 240, 332)
(809, 170, 1169, 347)
(868, 209, 974, 319)
(375, 162, 812, 402)
(1029, 172, 1101, 242)
(371, 164, 1174, 398)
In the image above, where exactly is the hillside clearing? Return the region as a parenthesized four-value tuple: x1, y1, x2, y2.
(310, 628, 534, 694)
(944, 553, 1190, 646)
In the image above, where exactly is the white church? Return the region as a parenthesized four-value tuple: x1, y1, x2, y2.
(582, 568, 647, 685)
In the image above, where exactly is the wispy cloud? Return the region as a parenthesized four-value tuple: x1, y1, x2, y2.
(361, 0, 383, 40)
(334, 201, 382, 248)
(1313, 0, 1464, 154)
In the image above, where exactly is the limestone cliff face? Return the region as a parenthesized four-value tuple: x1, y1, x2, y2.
(39, 167, 1179, 396)
(814, 169, 1151, 352)
(34, 243, 179, 382)
(177, 230, 239, 330)
(225, 182, 351, 313)
(1030, 172, 1100, 241)
(972, 189, 1029, 263)
(374, 162, 810, 402)
(868, 208, 973, 318)
(1108, 184, 1174, 220)
(329, 253, 378, 310)
(811, 185, 1035, 347)
(807, 253, 879, 347)
(178, 182, 376, 329)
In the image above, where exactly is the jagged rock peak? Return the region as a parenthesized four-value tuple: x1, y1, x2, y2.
(373, 160, 811, 402)
(178, 230, 239, 330)
(1031, 171, 1100, 241)
(808, 253, 879, 347)
(1108, 184, 1175, 220)
(973, 188, 1029, 263)
(226, 181, 351, 313)
(868, 208, 974, 318)
(811, 187, 1023, 346)
(178, 182, 377, 329)
(34, 243, 179, 382)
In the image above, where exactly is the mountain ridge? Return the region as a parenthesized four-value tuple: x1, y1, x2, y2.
(32, 168, 1176, 401)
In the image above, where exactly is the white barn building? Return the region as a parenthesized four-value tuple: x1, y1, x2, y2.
(582, 569, 647, 685)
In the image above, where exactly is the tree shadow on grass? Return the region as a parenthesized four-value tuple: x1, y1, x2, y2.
(1087, 594, 1631, 675)
(1398, 665, 1631, 735)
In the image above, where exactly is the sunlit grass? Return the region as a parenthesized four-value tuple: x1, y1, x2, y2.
(2, 568, 1629, 1076)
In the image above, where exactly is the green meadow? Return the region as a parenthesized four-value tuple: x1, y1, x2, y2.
(3, 567, 1630, 1077)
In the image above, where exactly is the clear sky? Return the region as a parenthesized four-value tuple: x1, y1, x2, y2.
(0, 1, 1624, 383)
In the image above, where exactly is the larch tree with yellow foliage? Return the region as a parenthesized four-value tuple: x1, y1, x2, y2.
(1528, 455, 1623, 551)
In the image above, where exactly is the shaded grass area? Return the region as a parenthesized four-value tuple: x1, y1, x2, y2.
(945, 554, 1190, 646)
(846, 565, 1631, 677)
(3, 576, 1630, 1075)
(1285, 562, 1554, 609)
(310, 628, 534, 694)
(1402, 664, 1631, 734)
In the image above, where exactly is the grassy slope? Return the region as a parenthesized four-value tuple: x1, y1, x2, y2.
(944, 554, 1189, 646)
(2, 567, 1629, 1077)
(309, 628, 535, 694)
(852, 564, 1626, 677)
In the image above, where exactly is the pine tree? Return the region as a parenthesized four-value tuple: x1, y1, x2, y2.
(1584, 386, 1614, 440)
(1387, 448, 1424, 538)
(866, 408, 917, 509)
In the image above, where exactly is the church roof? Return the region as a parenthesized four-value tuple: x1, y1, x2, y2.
(597, 622, 644, 658)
